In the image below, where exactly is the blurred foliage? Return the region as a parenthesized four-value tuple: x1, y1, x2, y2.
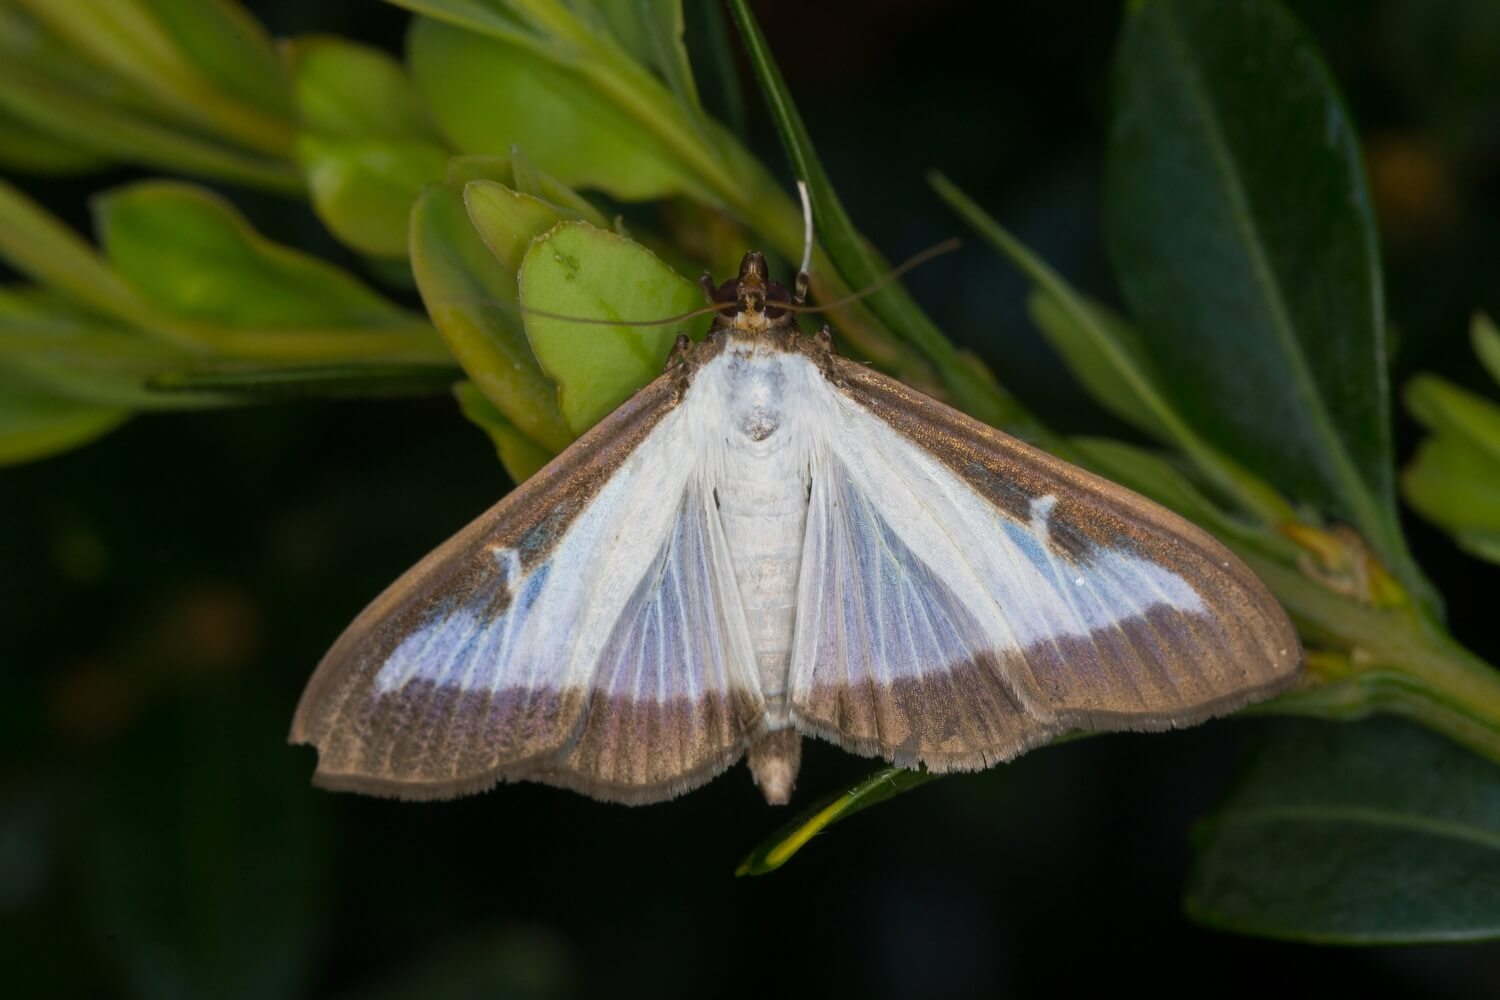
(1403, 314, 1500, 564)
(3, 0, 1500, 992)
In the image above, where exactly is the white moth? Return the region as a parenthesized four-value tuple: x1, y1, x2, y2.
(291, 238, 1300, 806)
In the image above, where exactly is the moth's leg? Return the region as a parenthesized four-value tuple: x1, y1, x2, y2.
(666, 332, 693, 370)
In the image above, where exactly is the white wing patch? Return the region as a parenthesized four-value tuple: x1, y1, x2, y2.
(372, 407, 699, 700)
(791, 390, 1204, 665)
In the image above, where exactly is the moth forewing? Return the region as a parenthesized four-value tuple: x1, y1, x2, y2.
(290, 371, 765, 803)
(290, 250, 1301, 806)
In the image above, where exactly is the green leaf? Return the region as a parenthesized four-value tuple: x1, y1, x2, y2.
(447, 155, 609, 228)
(0, 104, 108, 173)
(286, 34, 438, 141)
(932, 172, 1292, 524)
(296, 135, 451, 258)
(1186, 718, 1500, 943)
(409, 182, 572, 453)
(725, 0, 1020, 434)
(519, 220, 708, 434)
(14, 0, 293, 156)
(1406, 375, 1500, 464)
(146, 362, 461, 400)
(737, 768, 937, 876)
(0, 57, 300, 191)
(1403, 435, 1500, 536)
(684, 0, 745, 137)
(1103, 0, 1413, 589)
(287, 34, 451, 257)
(139, 0, 293, 125)
(464, 179, 571, 276)
(589, 0, 703, 117)
(407, 15, 706, 201)
(1028, 291, 1169, 440)
(94, 181, 415, 328)
(0, 286, 195, 411)
(0, 177, 156, 323)
(454, 380, 553, 482)
(1473, 313, 1500, 388)
(0, 367, 129, 466)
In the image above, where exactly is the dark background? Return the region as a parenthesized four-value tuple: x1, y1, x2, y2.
(4, 1, 1499, 997)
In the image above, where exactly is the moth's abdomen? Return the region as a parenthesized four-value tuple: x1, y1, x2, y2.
(717, 459, 809, 721)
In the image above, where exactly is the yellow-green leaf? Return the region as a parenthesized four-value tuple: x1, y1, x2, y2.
(1403, 435, 1500, 534)
(1473, 313, 1500, 389)
(94, 181, 413, 327)
(737, 768, 936, 876)
(519, 220, 708, 435)
(297, 135, 450, 258)
(409, 183, 571, 453)
(454, 380, 553, 483)
(0, 367, 129, 465)
(286, 35, 437, 141)
(407, 16, 704, 201)
(464, 179, 569, 276)
(1405, 375, 1500, 464)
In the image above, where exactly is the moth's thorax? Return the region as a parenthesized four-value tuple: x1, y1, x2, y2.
(722, 339, 796, 445)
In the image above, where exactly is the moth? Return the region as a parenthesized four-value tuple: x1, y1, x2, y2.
(291, 248, 1301, 806)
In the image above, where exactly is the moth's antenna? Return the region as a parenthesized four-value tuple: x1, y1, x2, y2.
(510, 300, 734, 327)
(783, 237, 962, 315)
(793, 180, 813, 305)
(430, 296, 731, 328)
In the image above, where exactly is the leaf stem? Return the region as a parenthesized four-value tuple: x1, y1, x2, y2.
(1240, 552, 1500, 765)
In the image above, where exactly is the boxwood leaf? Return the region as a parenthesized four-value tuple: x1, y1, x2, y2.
(407, 15, 704, 201)
(737, 767, 937, 876)
(94, 181, 415, 327)
(454, 380, 554, 483)
(296, 135, 450, 258)
(519, 220, 708, 435)
(18, 0, 293, 156)
(0, 103, 108, 173)
(0, 57, 299, 191)
(1103, 0, 1412, 587)
(410, 183, 572, 453)
(1186, 718, 1500, 943)
(1473, 313, 1500, 388)
(588, 0, 703, 117)
(139, 0, 293, 125)
(287, 35, 450, 257)
(145, 362, 459, 400)
(1406, 375, 1500, 463)
(0, 367, 128, 466)
(464, 178, 570, 277)
(0, 177, 154, 323)
(932, 173, 1293, 524)
(448, 154, 608, 228)
(285, 35, 437, 141)
(1403, 436, 1500, 542)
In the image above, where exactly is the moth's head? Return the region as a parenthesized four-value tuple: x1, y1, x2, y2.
(709, 251, 793, 334)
